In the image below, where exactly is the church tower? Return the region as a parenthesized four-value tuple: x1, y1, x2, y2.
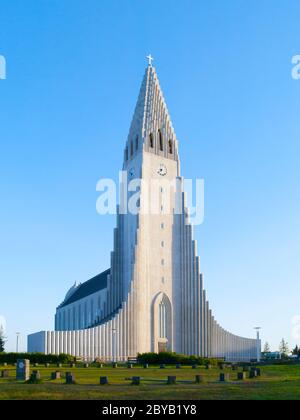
(28, 58, 259, 362)
(120, 58, 181, 354)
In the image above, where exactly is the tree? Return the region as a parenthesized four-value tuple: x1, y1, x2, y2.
(0, 326, 5, 353)
(279, 338, 289, 357)
(263, 342, 271, 353)
(292, 345, 299, 356)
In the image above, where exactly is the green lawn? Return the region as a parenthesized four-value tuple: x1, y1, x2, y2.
(0, 364, 300, 400)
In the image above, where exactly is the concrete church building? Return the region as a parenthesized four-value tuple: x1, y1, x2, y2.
(28, 59, 259, 362)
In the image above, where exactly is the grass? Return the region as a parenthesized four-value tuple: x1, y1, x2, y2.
(0, 364, 300, 400)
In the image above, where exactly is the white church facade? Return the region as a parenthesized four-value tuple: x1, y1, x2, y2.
(28, 60, 259, 362)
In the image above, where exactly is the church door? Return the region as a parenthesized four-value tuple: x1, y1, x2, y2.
(152, 292, 173, 353)
(158, 342, 168, 353)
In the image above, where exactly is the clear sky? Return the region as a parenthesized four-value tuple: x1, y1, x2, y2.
(0, 0, 299, 353)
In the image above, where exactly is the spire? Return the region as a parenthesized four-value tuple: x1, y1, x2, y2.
(124, 58, 179, 163)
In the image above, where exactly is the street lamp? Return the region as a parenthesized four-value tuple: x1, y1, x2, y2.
(16, 332, 20, 353)
(254, 327, 261, 363)
(112, 328, 117, 363)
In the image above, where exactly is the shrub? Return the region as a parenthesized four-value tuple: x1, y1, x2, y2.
(0, 353, 73, 364)
(137, 352, 221, 366)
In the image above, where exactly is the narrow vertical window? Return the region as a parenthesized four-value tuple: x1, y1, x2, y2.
(159, 129, 163, 151)
(169, 140, 173, 154)
(149, 133, 154, 148)
(130, 141, 134, 156)
(135, 135, 139, 150)
(159, 301, 167, 338)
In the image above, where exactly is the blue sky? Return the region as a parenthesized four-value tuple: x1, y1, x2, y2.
(0, 0, 299, 353)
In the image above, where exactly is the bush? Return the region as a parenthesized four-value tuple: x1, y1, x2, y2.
(0, 353, 73, 364)
(137, 352, 220, 366)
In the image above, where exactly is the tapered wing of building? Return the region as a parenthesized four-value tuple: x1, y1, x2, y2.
(28, 62, 259, 361)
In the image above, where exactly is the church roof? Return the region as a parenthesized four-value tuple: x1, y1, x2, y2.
(58, 269, 110, 308)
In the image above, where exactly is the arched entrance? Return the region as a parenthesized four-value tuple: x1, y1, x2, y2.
(151, 292, 173, 353)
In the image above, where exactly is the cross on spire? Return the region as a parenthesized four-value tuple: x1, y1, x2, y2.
(146, 54, 154, 66)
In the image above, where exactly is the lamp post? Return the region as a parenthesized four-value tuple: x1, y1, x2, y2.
(16, 332, 20, 353)
(254, 327, 261, 363)
(112, 328, 117, 363)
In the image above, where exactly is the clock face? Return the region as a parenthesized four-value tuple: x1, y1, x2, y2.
(129, 167, 135, 178)
(157, 164, 167, 176)
(18, 362, 24, 369)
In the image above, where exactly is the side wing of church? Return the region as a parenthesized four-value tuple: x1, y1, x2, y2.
(28, 62, 259, 362)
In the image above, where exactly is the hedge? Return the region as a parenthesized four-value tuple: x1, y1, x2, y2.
(0, 352, 74, 364)
(137, 352, 221, 366)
